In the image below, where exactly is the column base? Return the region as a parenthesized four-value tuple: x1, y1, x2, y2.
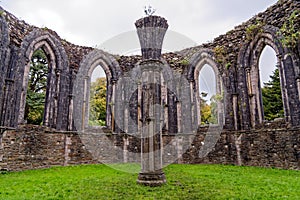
(137, 171, 166, 186)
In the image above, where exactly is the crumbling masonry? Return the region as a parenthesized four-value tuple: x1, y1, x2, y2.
(0, 0, 299, 171)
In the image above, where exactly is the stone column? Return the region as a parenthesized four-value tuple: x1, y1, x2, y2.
(135, 15, 168, 186)
(137, 60, 166, 186)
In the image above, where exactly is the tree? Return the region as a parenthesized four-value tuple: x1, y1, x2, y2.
(261, 68, 284, 121)
(209, 94, 219, 124)
(200, 92, 221, 125)
(89, 77, 107, 126)
(200, 92, 211, 125)
(25, 49, 48, 125)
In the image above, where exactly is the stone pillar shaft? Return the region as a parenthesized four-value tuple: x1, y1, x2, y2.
(137, 61, 166, 186)
(135, 15, 168, 187)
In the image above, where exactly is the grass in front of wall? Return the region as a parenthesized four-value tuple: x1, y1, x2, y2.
(0, 164, 299, 200)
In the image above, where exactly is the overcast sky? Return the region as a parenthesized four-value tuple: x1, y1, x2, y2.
(1, 0, 278, 99)
(1, 0, 277, 48)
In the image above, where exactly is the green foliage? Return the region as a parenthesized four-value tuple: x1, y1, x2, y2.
(214, 93, 223, 101)
(0, 164, 299, 199)
(178, 58, 189, 66)
(261, 68, 284, 121)
(213, 45, 232, 70)
(225, 62, 231, 69)
(213, 45, 227, 64)
(41, 27, 49, 31)
(25, 49, 48, 125)
(89, 77, 107, 126)
(200, 99, 211, 125)
(279, 10, 300, 49)
(246, 20, 264, 41)
(200, 93, 219, 125)
(209, 95, 220, 124)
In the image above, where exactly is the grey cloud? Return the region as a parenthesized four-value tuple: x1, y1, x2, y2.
(1, 0, 278, 49)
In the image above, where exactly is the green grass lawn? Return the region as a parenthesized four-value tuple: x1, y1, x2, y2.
(0, 164, 299, 200)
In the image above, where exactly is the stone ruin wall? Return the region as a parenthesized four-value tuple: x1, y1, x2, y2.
(1, 125, 299, 171)
(0, 0, 299, 171)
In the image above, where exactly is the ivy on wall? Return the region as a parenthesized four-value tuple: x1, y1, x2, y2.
(278, 10, 300, 49)
(245, 20, 265, 41)
(213, 45, 231, 69)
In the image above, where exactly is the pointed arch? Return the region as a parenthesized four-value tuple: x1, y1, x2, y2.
(238, 25, 300, 128)
(187, 49, 224, 126)
(15, 29, 69, 130)
(73, 49, 121, 131)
